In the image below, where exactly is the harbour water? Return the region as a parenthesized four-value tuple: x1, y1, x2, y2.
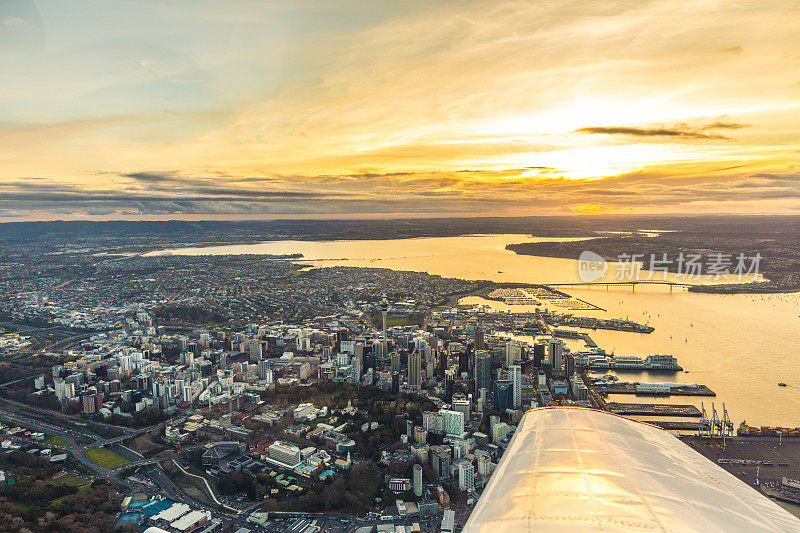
(150, 234, 800, 426)
(466, 286, 800, 427)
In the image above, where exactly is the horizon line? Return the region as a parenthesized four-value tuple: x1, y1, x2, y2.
(2, 211, 800, 224)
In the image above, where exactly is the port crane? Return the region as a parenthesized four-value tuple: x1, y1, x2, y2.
(698, 402, 733, 440)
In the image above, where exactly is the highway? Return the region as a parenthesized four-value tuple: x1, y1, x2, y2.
(0, 406, 268, 528)
(0, 397, 141, 434)
(0, 407, 195, 497)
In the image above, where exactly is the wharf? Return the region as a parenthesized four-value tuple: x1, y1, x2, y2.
(593, 382, 716, 396)
(606, 402, 702, 417)
(551, 328, 597, 347)
(760, 486, 800, 506)
(643, 421, 700, 431)
(544, 315, 653, 333)
(682, 435, 800, 495)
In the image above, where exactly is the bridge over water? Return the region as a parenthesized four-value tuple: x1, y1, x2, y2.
(547, 280, 693, 293)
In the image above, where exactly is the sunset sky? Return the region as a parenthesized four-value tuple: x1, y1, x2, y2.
(1, 0, 799, 220)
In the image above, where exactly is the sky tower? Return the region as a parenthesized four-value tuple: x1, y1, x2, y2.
(379, 296, 390, 357)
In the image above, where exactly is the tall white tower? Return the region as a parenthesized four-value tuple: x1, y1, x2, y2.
(379, 296, 390, 356)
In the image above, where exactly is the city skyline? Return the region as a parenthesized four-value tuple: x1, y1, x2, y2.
(2, 4, 800, 527)
(1, 0, 799, 220)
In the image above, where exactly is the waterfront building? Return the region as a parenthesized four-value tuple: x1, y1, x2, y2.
(565, 353, 575, 379)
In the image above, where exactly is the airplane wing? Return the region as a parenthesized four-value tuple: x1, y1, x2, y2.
(464, 407, 800, 532)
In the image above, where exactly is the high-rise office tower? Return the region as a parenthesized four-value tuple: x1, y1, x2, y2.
(475, 350, 492, 394)
(430, 445, 452, 479)
(413, 464, 423, 497)
(565, 353, 575, 380)
(258, 358, 271, 380)
(458, 349, 470, 375)
(477, 452, 493, 478)
(372, 339, 384, 359)
(509, 364, 522, 409)
(441, 409, 465, 436)
(445, 369, 455, 402)
(505, 341, 520, 368)
(533, 343, 545, 367)
(493, 379, 513, 412)
(458, 461, 475, 493)
(350, 355, 362, 383)
(548, 338, 563, 370)
(249, 339, 262, 363)
(408, 349, 422, 389)
(473, 328, 485, 351)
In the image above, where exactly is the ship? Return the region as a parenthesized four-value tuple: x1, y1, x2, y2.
(779, 383, 787, 387)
